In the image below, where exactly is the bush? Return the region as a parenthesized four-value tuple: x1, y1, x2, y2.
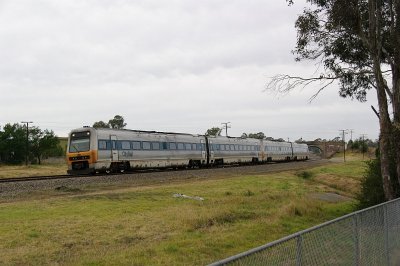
(357, 160, 385, 209)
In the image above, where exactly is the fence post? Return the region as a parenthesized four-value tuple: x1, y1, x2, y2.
(296, 235, 303, 266)
(353, 214, 360, 266)
(384, 204, 390, 265)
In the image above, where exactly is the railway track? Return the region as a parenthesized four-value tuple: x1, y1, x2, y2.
(0, 158, 322, 184)
(0, 174, 84, 183)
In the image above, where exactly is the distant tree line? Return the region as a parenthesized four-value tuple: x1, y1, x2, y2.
(0, 123, 62, 164)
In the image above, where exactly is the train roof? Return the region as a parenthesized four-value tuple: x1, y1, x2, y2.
(70, 127, 204, 137)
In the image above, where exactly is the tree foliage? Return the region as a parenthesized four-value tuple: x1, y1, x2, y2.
(29, 127, 62, 164)
(274, 0, 400, 200)
(242, 132, 266, 139)
(205, 127, 221, 136)
(0, 124, 25, 164)
(0, 123, 61, 164)
(93, 115, 127, 129)
(92, 121, 109, 129)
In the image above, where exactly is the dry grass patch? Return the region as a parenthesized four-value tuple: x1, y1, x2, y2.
(313, 173, 361, 196)
(0, 164, 67, 178)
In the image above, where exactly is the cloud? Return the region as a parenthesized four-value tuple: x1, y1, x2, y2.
(0, 0, 379, 141)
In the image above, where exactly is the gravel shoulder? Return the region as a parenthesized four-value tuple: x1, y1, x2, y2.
(0, 159, 330, 201)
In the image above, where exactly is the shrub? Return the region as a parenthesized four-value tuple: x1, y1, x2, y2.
(296, 171, 313, 179)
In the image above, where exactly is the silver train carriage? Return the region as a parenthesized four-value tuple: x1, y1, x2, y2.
(66, 127, 309, 174)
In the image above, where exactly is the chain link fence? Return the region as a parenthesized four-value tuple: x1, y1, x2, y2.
(209, 198, 400, 266)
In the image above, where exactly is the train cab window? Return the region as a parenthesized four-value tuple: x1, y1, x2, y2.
(132, 141, 141, 150)
(142, 142, 151, 150)
(170, 143, 177, 150)
(185, 143, 192, 150)
(69, 131, 91, 152)
(161, 142, 168, 150)
(177, 143, 184, 150)
(152, 142, 160, 150)
(121, 141, 131, 150)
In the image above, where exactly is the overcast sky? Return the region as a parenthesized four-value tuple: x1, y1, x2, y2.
(0, 0, 379, 141)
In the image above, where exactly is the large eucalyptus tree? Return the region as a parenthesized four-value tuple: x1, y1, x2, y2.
(269, 0, 400, 200)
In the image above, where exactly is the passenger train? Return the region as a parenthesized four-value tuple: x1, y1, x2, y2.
(66, 127, 309, 174)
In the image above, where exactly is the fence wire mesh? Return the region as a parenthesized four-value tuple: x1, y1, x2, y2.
(209, 198, 400, 266)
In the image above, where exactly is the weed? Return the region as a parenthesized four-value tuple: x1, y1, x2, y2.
(243, 190, 255, 196)
(296, 171, 313, 179)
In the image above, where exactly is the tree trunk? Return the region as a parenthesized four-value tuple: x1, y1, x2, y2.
(369, 0, 396, 200)
(392, 0, 400, 188)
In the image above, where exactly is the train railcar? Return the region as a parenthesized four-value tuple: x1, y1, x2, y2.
(291, 142, 309, 160)
(262, 140, 309, 162)
(67, 127, 207, 174)
(263, 140, 294, 162)
(208, 136, 261, 165)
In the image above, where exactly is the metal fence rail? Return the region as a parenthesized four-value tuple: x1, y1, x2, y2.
(209, 198, 400, 266)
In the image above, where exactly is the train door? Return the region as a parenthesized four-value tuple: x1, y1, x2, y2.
(208, 139, 214, 164)
(110, 135, 119, 161)
(201, 139, 208, 164)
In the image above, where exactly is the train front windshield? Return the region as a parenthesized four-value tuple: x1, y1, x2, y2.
(69, 131, 90, 152)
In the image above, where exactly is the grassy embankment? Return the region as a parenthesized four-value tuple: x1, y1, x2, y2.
(0, 154, 367, 265)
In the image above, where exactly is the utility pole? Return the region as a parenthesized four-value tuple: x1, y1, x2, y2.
(21, 121, 33, 166)
(360, 134, 368, 160)
(339, 129, 348, 162)
(349, 129, 354, 152)
(221, 122, 231, 137)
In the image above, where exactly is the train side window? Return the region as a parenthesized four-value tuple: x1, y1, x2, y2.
(185, 143, 192, 150)
(177, 143, 184, 150)
(234, 145, 238, 151)
(161, 142, 168, 150)
(98, 140, 108, 150)
(121, 141, 131, 150)
(170, 143, 177, 150)
(132, 141, 141, 150)
(196, 143, 202, 150)
(192, 143, 197, 150)
(152, 142, 160, 150)
(220, 144, 225, 151)
(142, 141, 151, 150)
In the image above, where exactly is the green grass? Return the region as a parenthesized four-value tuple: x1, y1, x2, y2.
(0, 159, 364, 265)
